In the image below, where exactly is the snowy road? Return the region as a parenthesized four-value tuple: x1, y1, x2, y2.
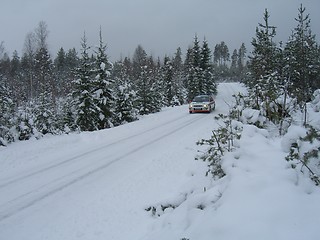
(0, 83, 241, 240)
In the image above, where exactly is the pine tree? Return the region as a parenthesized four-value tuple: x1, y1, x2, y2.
(132, 45, 160, 115)
(162, 56, 175, 106)
(74, 33, 98, 131)
(0, 75, 15, 145)
(92, 28, 114, 129)
(53, 47, 68, 97)
(65, 48, 79, 94)
(284, 4, 319, 104)
(184, 47, 193, 100)
(230, 49, 238, 79)
(249, 9, 278, 84)
(248, 8, 282, 112)
(113, 61, 138, 125)
(185, 36, 216, 99)
(186, 35, 202, 100)
(33, 90, 55, 135)
(58, 94, 78, 132)
(9, 51, 24, 104)
(201, 38, 216, 95)
(283, 4, 320, 125)
(34, 47, 54, 99)
(172, 47, 186, 104)
(213, 41, 230, 80)
(238, 43, 247, 79)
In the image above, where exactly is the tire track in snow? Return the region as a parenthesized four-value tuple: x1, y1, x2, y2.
(0, 113, 208, 222)
(0, 113, 192, 189)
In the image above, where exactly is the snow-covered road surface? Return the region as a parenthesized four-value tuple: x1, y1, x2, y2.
(0, 111, 204, 221)
(0, 83, 241, 240)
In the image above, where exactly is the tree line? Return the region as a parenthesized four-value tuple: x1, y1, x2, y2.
(246, 4, 320, 128)
(0, 20, 246, 145)
(1, 4, 319, 146)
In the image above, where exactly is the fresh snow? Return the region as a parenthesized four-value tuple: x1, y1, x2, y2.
(0, 83, 319, 240)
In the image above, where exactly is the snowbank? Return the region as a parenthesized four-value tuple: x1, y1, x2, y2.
(142, 122, 320, 240)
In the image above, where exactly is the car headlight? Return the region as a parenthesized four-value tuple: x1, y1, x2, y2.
(189, 103, 193, 108)
(203, 104, 208, 108)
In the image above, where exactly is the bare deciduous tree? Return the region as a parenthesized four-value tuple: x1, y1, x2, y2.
(35, 21, 49, 50)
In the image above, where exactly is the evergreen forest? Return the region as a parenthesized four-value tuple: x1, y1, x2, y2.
(0, 5, 319, 146)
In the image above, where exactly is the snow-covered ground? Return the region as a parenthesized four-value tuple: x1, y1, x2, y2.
(1, 83, 319, 240)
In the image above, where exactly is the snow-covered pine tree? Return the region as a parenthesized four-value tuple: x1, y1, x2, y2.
(172, 47, 186, 104)
(185, 36, 216, 99)
(146, 56, 162, 113)
(33, 44, 57, 135)
(162, 56, 176, 106)
(132, 45, 160, 115)
(53, 47, 69, 97)
(201, 38, 216, 95)
(15, 104, 36, 141)
(184, 47, 193, 101)
(56, 94, 78, 133)
(248, 8, 283, 121)
(0, 76, 15, 145)
(113, 61, 138, 125)
(92, 28, 114, 129)
(74, 32, 99, 131)
(34, 46, 55, 98)
(186, 35, 202, 100)
(249, 9, 279, 84)
(64, 48, 79, 94)
(193, 35, 203, 95)
(230, 49, 238, 80)
(284, 4, 319, 106)
(9, 51, 25, 105)
(33, 90, 55, 135)
(237, 43, 247, 80)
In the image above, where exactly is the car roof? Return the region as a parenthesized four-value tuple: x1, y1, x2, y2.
(196, 95, 210, 97)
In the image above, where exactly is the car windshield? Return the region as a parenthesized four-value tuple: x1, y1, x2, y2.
(193, 96, 209, 102)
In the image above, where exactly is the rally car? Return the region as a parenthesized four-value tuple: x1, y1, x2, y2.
(189, 94, 215, 113)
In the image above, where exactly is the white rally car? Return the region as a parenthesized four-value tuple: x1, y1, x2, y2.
(189, 94, 215, 113)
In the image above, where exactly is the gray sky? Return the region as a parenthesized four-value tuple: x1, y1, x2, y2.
(1, 0, 320, 61)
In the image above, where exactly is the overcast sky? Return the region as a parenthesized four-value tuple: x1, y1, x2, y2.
(1, 0, 320, 61)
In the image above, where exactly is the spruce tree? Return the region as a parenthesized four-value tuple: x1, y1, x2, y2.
(93, 28, 114, 129)
(53, 47, 68, 97)
(65, 48, 79, 94)
(113, 61, 138, 125)
(34, 47, 54, 99)
(230, 49, 238, 79)
(237, 43, 247, 80)
(132, 45, 160, 115)
(284, 4, 319, 104)
(184, 47, 193, 100)
(33, 90, 55, 135)
(74, 33, 98, 131)
(172, 47, 186, 104)
(0, 76, 15, 145)
(248, 8, 282, 113)
(9, 51, 24, 104)
(186, 35, 202, 100)
(201, 38, 216, 95)
(249, 9, 278, 83)
(162, 56, 175, 106)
